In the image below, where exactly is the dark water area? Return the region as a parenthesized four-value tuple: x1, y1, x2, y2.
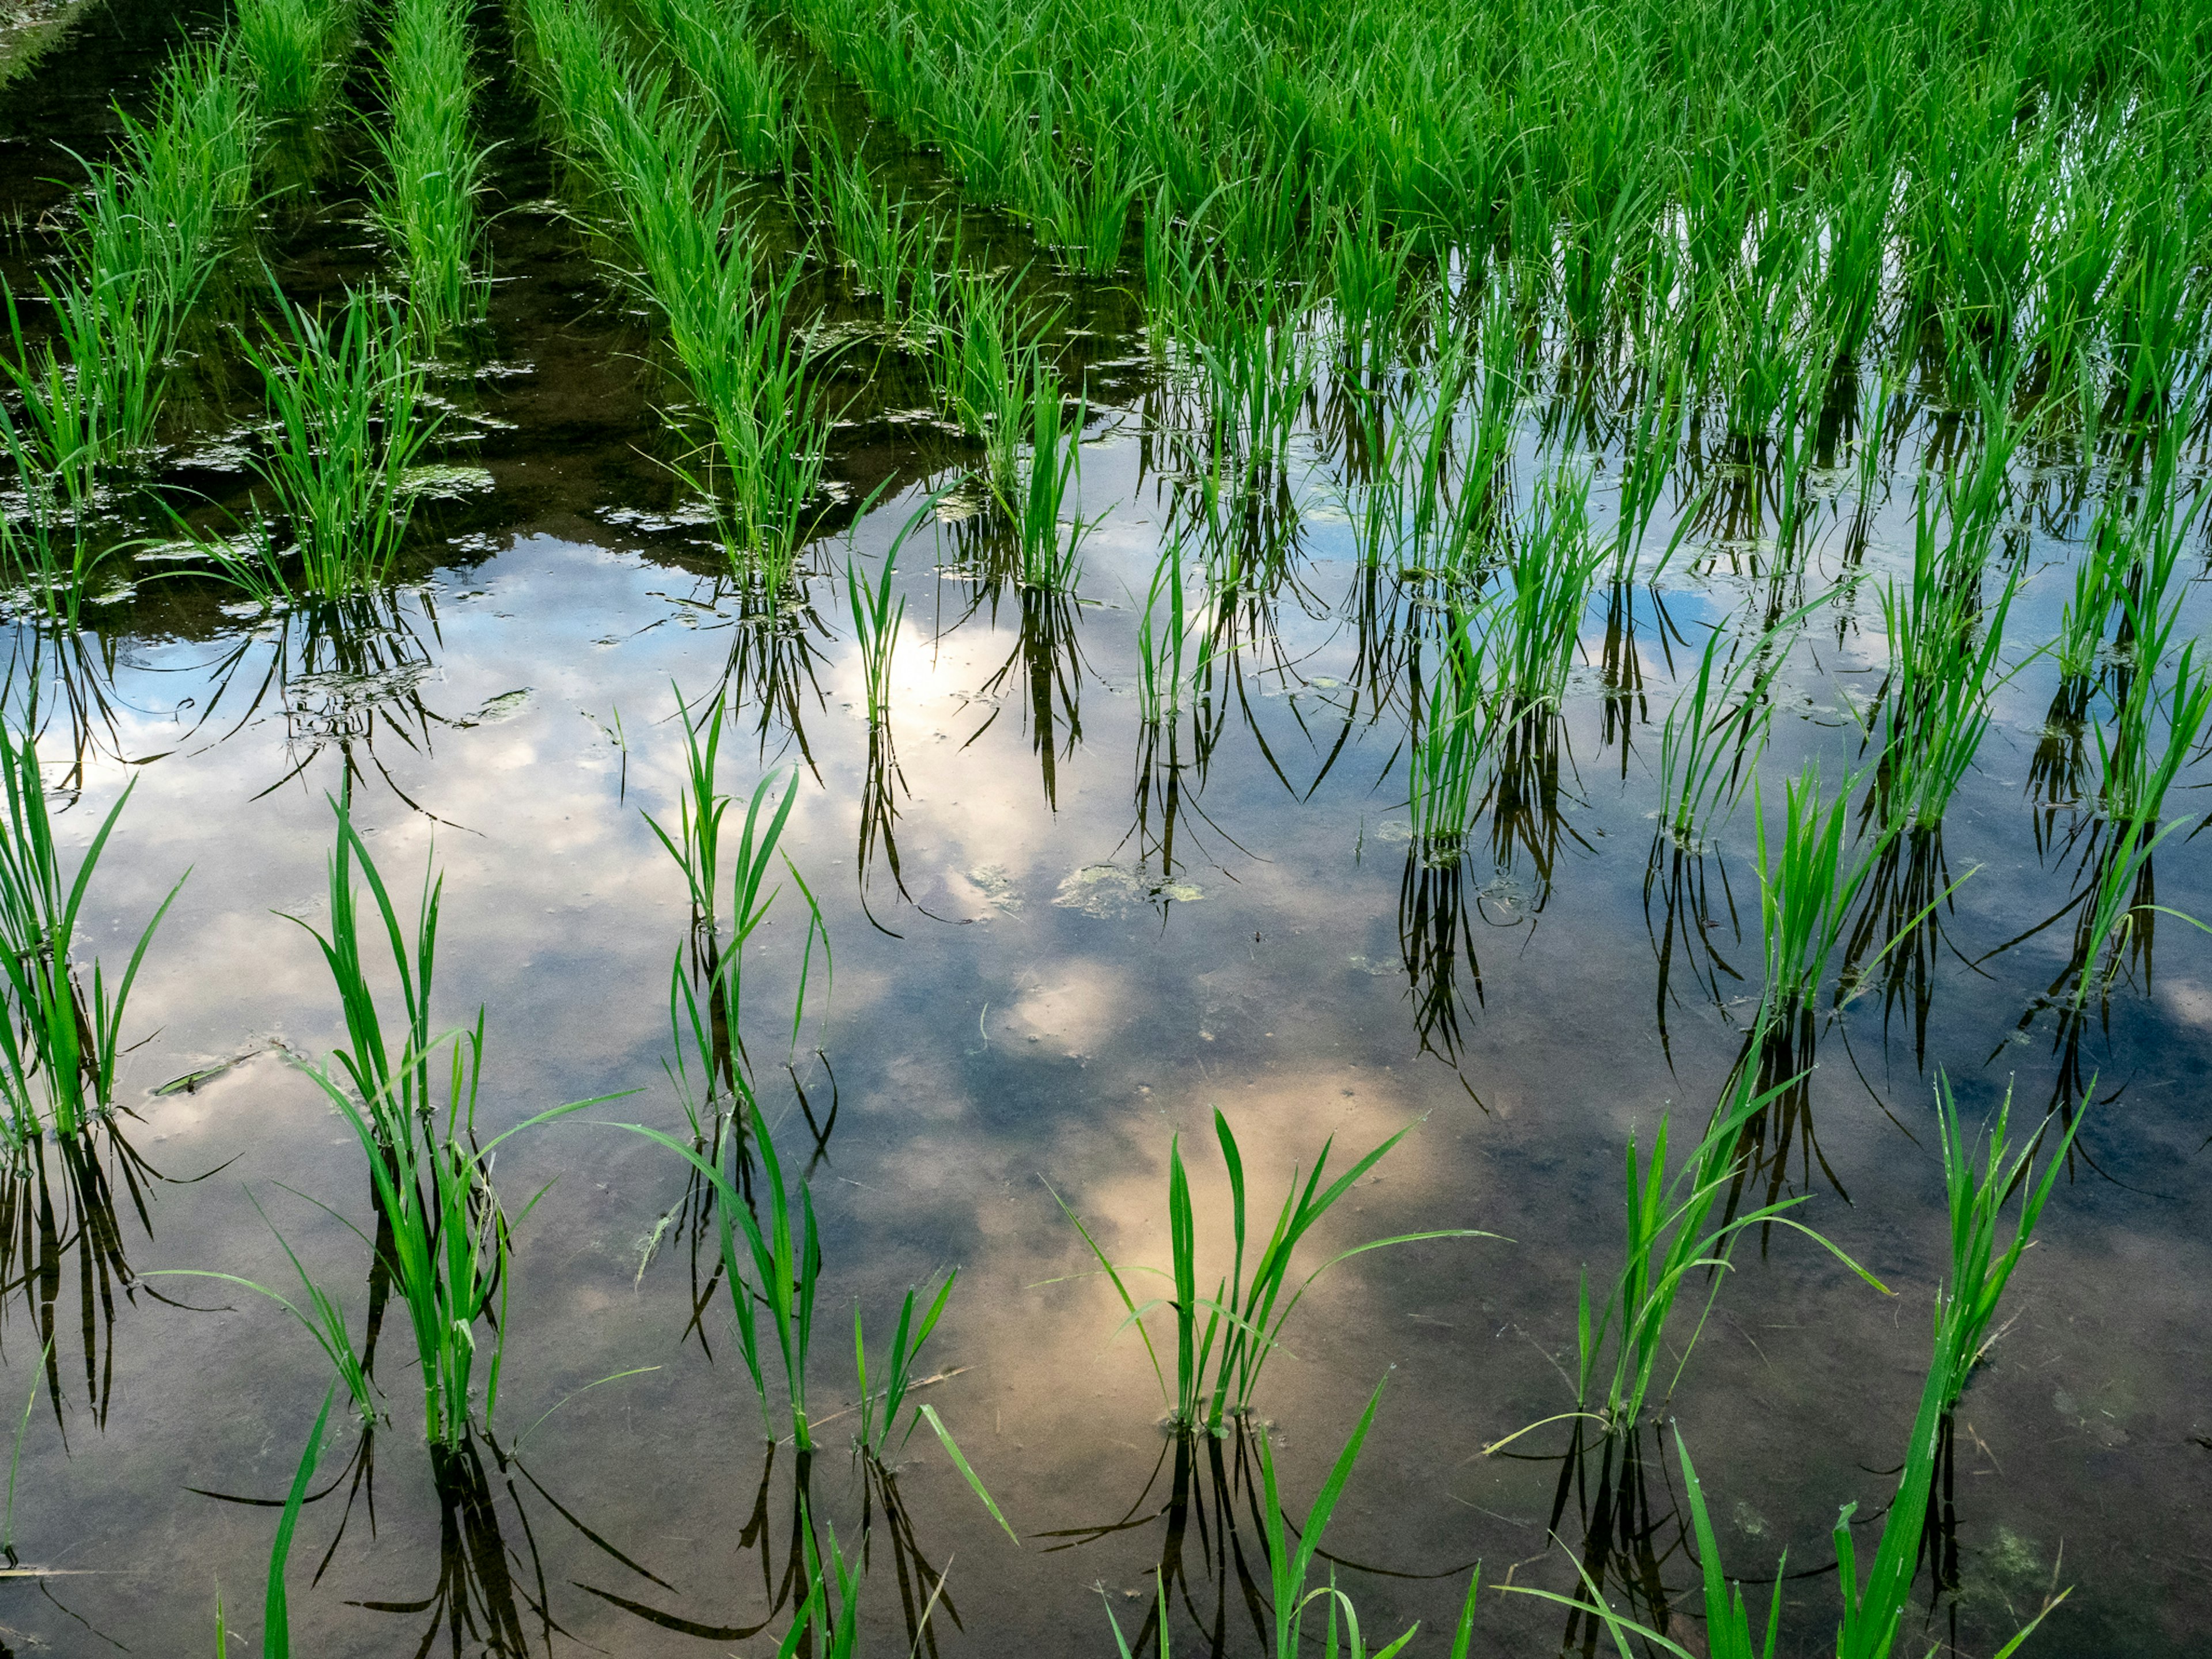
(0, 6, 2208, 1658)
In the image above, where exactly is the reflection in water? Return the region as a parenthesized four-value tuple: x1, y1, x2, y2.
(1397, 844, 1486, 1070)
(1533, 1419, 1691, 1655)
(1040, 1427, 1274, 1658)
(0, 1113, 202, 1435)
(711, 567, 833, 774)
(1840, 828, 1963, 1070)
(1719, 1010, 1843, 1226)
(1642, 836, 1748, 1054)
(1476, 707, 1588, 912)
(958, 572, 1087, 815)
(202, 1421, 676, 1657)
(1041, 1421, 1471, 1659)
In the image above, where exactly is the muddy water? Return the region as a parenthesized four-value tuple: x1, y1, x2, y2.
(0, 9, 2209, 1659)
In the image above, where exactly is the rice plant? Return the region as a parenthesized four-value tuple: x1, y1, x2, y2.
(521, 0, 837, 566)
(851, 1269, 955, 1455)
(620, 1097, 821, 1447)
(1406, 611, 1493, 853)
(1474, 469, 1601, 714)
(1134, 532, 1213, 728)
(372, 0, 491, 338)
(237, 0, 350, 118)
(1016, 369, 1088, 590)
(929, 266, 1041, 497)
(1654, 612, 1798, 850)
(1053, 1109, 1487, 1435)
(1520, 1081, 2078, 1659)
(286, 798, 612, 1447)
(1567, 1049, 1884, 1437)
(1869, 504, 2023, 835)
(844, 531, 904, 728)
(1018, 145, 1142, 276)
(240, 287, 442, 595)
(644, 0, 794, 175)
(1753, 762, 1889, 1018)
(820, 136, 933, 322)
(645, 749, 829, 1086)
(258, 1388, 336, 1659)
(0, 723, 185, 1149)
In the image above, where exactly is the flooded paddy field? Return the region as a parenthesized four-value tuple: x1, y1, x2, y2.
(0, 0, 2209, 1653)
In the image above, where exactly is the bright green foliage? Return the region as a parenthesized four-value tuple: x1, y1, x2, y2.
(521, 0, 834, 568)
(289, 800, 607, 1448)
(0, 725, 185, 1150)
(237, 0, 352, 117)
(1570, 1052, 1887, 1435)
(853, 1270, 955, 1453)
(1056, 1109, 1486, 1434)
(260, 1388, 335, 1658)
(239, 289, 442, 596)
(374, 0, 491, 337)
(621, 1100, 823, 1448)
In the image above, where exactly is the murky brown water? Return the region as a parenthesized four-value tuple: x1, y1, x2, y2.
(0, 6, 2208, 1657)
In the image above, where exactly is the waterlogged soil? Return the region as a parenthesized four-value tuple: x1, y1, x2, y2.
(1, 10, 2210, 1659)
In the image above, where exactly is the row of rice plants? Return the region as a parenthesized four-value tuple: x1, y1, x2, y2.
(373, 0, 494, 340)
(514, 0, 837, 575)
(0, 0, 383, 615)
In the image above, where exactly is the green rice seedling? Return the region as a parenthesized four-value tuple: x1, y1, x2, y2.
(620, 1097, 821, 1448)
(844, 531, 904, 728)
(929, 266, 1040, 496)
(1475, 468, 1601, 714)
(242, 287, 442, 596)
(1871, 517, 2023, 836)
(1016, 369, 1088, 589)
(821, 138, 933, 323)
(2067, 650, 2212, 1006)
(0, 724, 185, 1145)
(1254, 1381, 1425, 1659)
(291, 809, 611, 1448)
(851, 1268, 954, 1455)
(1608, 343, 1690, 578)
(1577, 1415, 2063, 1659)
(1932, 1074, 2081, 1408)
(589, 97, 834, 562)
(237, 0, 345, 118)
(1327, 206, 1411, 373)
(1654, 609, 1805, 850)
(1188, 272, 1308, 471)
(1054, 1109, 1486, 1435)
(1135, 532, 1213, 728)
(0, 278, 163, 510)
(373, 0, 492, 338)
(2095, 642, 2211, 827)
(645, 0, 794, 175)
(0, 51, 255, 494)
(1018, 145, 1143, 276)
(782, 1504, 863, 1658)
(642, 710, 828, 1086)
(1406, 611, 1493, 853)
(302, 1021, 602, 1448)
(1519, 1074, 2076, 1659)
(642, 686, 728, 935)
(289, 796, 439, 1134)
(261, 1387, 335, 1659)
(1754, 761, 1893, 1018)
(1565, 1048, 1885, 1438)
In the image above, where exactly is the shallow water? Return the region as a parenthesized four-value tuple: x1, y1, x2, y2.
(1, 9, 2210, 1658)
